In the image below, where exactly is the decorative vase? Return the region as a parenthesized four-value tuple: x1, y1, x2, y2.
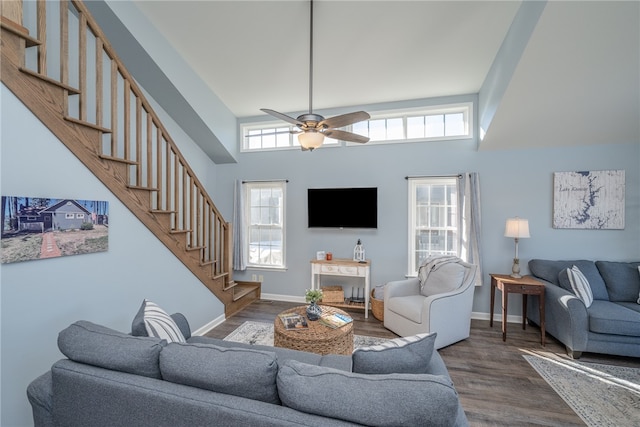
(306, 301, 322, 321)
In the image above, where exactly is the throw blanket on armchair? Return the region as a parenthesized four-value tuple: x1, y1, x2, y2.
(418, 255, 462, 291)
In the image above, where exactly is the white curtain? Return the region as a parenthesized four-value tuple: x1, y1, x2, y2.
(457, 172, 483, 286)
(232, 179, 246, 271)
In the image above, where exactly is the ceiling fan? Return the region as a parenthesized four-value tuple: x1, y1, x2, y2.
(261, 0, 370, 151)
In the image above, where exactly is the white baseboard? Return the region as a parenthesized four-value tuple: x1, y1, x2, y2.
(192, 313, 226, 336)
(196, 295, 526, 335)
(260, 293, 306, 304)
(472, 311, 525, 324)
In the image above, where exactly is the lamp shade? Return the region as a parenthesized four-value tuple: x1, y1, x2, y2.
(298, 131, 324, 150)
(504, 217, 530, 238)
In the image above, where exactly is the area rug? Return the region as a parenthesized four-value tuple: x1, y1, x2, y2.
(223, 321, 389, 349)
(523, 354, 640, 427)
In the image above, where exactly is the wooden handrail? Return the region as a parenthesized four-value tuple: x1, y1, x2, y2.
(1, 0, 233, 284)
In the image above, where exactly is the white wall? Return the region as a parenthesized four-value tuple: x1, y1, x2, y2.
(0, 85, 225, 426)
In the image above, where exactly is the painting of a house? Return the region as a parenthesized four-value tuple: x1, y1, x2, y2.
(1, 196, 109, 263)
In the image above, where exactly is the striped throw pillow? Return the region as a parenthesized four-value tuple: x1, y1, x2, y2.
(143, 299, 186, 343)
(566, 266, 593, 308)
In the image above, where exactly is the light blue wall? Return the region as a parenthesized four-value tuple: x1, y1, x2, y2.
(0, 85, 225, 426)
(217, 133, 639, 316)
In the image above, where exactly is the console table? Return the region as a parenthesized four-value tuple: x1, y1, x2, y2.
(310, 258, 371, 319)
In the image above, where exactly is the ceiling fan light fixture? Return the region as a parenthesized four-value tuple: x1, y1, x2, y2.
(260, 0, 370, 150)
(298, 130, 324, 150)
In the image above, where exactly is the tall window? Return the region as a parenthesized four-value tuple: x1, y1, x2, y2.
(408, 177, 458, 275)
(244, 181, 286, 269)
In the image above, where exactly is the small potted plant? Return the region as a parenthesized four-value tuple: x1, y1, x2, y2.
(305, 289, 323, 321)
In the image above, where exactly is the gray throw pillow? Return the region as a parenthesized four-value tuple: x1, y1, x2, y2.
(352, 332, 436, 374)
(277, 360, 459, 426)
(160, 342, 280, 405)
(58, 320, 166, 379)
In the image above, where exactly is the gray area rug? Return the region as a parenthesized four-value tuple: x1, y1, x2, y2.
(523, 354, 640, 427)
(223, 321, 389, 349)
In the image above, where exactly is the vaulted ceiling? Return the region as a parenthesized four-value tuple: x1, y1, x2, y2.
(125, 0, 638, 156)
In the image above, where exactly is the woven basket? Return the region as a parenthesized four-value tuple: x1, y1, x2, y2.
(321, 286, 344, 303)
(370, 289, 384, 321)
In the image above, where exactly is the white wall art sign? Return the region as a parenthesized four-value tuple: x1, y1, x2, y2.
(553, 170, 625, 229)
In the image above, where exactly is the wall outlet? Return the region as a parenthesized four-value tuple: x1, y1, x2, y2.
(251, 274, 257, 281)
(259, 275, 264, 282)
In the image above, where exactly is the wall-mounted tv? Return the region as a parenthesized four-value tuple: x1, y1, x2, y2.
(307, 187, 377, 229)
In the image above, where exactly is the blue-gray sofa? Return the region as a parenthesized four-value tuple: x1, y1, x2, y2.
(27, 314, 468, 426)
(527, 259, 640, 359)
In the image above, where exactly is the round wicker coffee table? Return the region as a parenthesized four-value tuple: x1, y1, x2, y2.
(274, 306, 354, 355)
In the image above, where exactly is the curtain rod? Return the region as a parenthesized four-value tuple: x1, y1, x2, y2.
(242, 179, 289, 183)
(405, 174, 462, 180)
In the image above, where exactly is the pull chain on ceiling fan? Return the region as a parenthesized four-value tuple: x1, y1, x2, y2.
(261, 0, 370, 151)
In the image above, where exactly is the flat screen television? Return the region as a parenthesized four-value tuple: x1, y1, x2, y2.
(307, 187, 377, 229)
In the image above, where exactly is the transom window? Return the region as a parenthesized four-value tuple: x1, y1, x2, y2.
(244, 181, 286, 269)
(242, 123, 338, 152)
(352, 103, 471, 144)
(408, 177, 459, 276)
(241, 102, 472, 152)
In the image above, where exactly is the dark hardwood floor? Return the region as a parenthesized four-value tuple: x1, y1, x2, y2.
(204, 299, 639, 427)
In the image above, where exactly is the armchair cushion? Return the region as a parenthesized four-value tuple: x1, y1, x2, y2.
(387, 295, 426, 323)
(352, 333, 436, 374)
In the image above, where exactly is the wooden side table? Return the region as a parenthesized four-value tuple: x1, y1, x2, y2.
(490, 274, 545, 346)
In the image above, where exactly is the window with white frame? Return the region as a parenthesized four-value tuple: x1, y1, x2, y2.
(241, 122, 339, 152)
(353, 103, 472, 144)
(408, 177, 459, 276)
(241, 102, 472, 152)
(244, 181, 286, 268)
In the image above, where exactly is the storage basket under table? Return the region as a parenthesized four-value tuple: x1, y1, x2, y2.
(274, 306, 354, 355)
(320, 285, 345, 303)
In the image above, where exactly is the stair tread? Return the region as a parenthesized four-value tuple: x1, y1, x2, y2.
(232, 283, 261, 302)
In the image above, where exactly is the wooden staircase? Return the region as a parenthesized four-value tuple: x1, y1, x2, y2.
(0, 0, 260, 317)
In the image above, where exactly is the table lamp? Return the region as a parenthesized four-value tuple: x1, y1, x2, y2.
(504, 217, 530, 278)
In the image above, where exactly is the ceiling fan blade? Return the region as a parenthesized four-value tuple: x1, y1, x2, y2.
(323, 129, 370, 144)
(320, 111, 370, 129)
(260, 109, 304, 126)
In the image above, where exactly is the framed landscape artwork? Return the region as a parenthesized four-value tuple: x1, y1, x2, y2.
(1, 196, 109, 264)
(553, 170, 625, 229)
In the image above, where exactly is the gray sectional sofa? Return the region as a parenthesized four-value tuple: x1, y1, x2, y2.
(27, 313, 469, 426)
(527, 259, 640, 358)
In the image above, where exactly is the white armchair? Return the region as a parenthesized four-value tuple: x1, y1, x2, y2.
(384, 259, 478, 349)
